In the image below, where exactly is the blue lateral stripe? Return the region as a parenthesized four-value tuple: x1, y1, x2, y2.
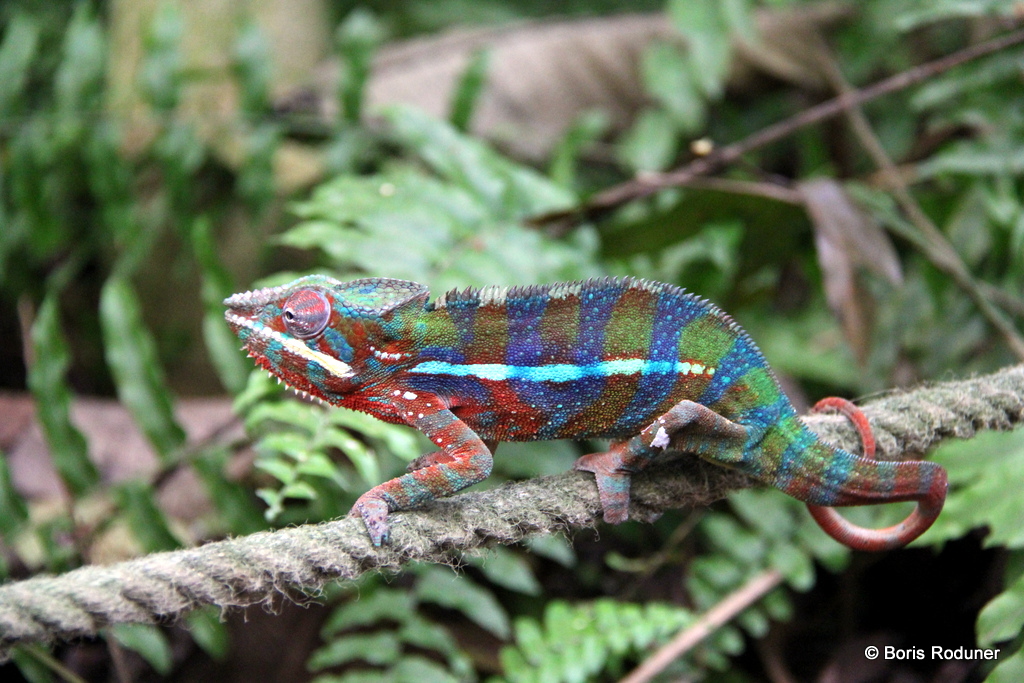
(409, 359, 713, 382)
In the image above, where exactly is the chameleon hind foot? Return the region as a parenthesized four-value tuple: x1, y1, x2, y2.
(575, 400, 749, 525)
(806, 397, 947, 551)
(574, 442, 635, 524)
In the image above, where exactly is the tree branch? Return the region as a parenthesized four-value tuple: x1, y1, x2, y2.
(531, 27, 1024, 231)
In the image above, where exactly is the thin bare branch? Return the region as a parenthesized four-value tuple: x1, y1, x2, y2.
(621, 569, 784, 683)
(532, 27, 1024, 230)
(817, 39, 1024, 360)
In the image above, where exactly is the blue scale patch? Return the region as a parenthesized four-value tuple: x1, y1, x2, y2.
(442, 300, 478, 348)
(322, 328, 354, 363)
(770, 434, 829, 503)
(524, 373, 608, 439)
(696, 335, 758, 406)
(419, 345, 466, 365)
(505, 294, 548, 366)
(609, 290, 704, 433)
(735, 394, 792, 443)
(574, 286, 618, 364)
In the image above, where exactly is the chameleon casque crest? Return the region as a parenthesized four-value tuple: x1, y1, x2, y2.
(225, 275, 947, 548)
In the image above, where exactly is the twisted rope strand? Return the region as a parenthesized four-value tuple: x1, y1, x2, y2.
(1, 364, 1022, 655)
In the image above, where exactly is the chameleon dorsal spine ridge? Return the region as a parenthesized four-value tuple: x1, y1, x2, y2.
(225, 275, 948, 549)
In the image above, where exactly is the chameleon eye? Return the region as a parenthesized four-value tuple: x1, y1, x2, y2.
(282, 289, 331, 339)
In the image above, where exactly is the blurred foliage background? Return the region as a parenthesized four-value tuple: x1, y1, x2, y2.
(2, 0, 1024, 681)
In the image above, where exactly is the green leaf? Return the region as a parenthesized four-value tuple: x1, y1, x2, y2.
(9, 645, 58, 683)
(27, 292, 98, 495)
(317, 427, 380, 485)
(549, 110, 610, 189)
(100, 276, 186, 461)
(233, 20, 272, 114)
(523, 534, 576, 568)
(768, 544, 815, 592)
(894, 0, 1021, 30)
(642, 42, 704, 132)
(336, 8, 383, 123)
(53, 4, 105, 151)
(284, 171, 483, 279)
(185, 607, 230, 661)
(986, 646, 1024, 683)
(191, 447, 266, 535)
(0, 12, 39, 118)
(237, 122, 281, 211)
(296, 453, 346, 481)
(978, 566, 1024, 648)
(917, 143, 1024, 179)
(922, 430, 1024, 548)
(109, 624, 173, 675)
(258, 432, 313, 462)
(0, 452, 28, 538)
(255, 488, 283, 520)
(308, 632, 401, 670)
(191, 216, 249, 393)
(617, 109, 678, 172)
(140, 2, 184, 111)
(246, 400, 321, 435)
(322, 589, 416, 636)
(416, 566, 511, 639)
(393, 656, 462, 682)
(737, 605, 769, 638)
(466, 547, 542, 596)
(728, 489, 796, 540)
(399, 615, 473, 677)
(385, 105, 576, 218)
(234, 370, 283, 415)
(279, 481, 318, 501)
(115, 481, 181, 552)
(700, 513, 766, 567)
(450, 48, 490, 132)
(667, 0, 733, 98)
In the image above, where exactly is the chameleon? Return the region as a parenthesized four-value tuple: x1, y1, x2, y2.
(224, 275, 947, 550)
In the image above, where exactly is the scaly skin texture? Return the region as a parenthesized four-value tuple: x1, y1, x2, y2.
(225, 276, 947, 548)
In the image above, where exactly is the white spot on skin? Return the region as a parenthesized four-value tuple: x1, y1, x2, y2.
(651, 426, 671, 449)
(403, 391, 418, 400)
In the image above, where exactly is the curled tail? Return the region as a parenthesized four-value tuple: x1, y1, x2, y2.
(764, 398, 948, 551)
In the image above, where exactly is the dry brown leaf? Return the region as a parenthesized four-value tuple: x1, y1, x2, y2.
(105, 2, 850, 190)
(2, 392, 243, 522)
(798, 178, 902, 364)
(286, 5, 852, 163)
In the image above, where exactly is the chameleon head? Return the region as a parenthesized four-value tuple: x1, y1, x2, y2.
(224, 275, 429, 405)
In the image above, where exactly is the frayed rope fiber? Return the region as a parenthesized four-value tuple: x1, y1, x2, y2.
(1, 364, 1023, 655)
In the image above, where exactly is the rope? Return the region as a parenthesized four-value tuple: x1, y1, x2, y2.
(1, 364, 1022, 655)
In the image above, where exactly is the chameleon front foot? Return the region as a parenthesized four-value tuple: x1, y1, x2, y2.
(351, 494, 392, 546)
(806, 397, 947, 551)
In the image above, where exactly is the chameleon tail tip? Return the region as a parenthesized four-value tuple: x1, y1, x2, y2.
(807, 396, 947, 551)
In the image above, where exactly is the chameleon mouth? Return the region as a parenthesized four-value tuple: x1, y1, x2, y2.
(224, 312, 356, 380)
